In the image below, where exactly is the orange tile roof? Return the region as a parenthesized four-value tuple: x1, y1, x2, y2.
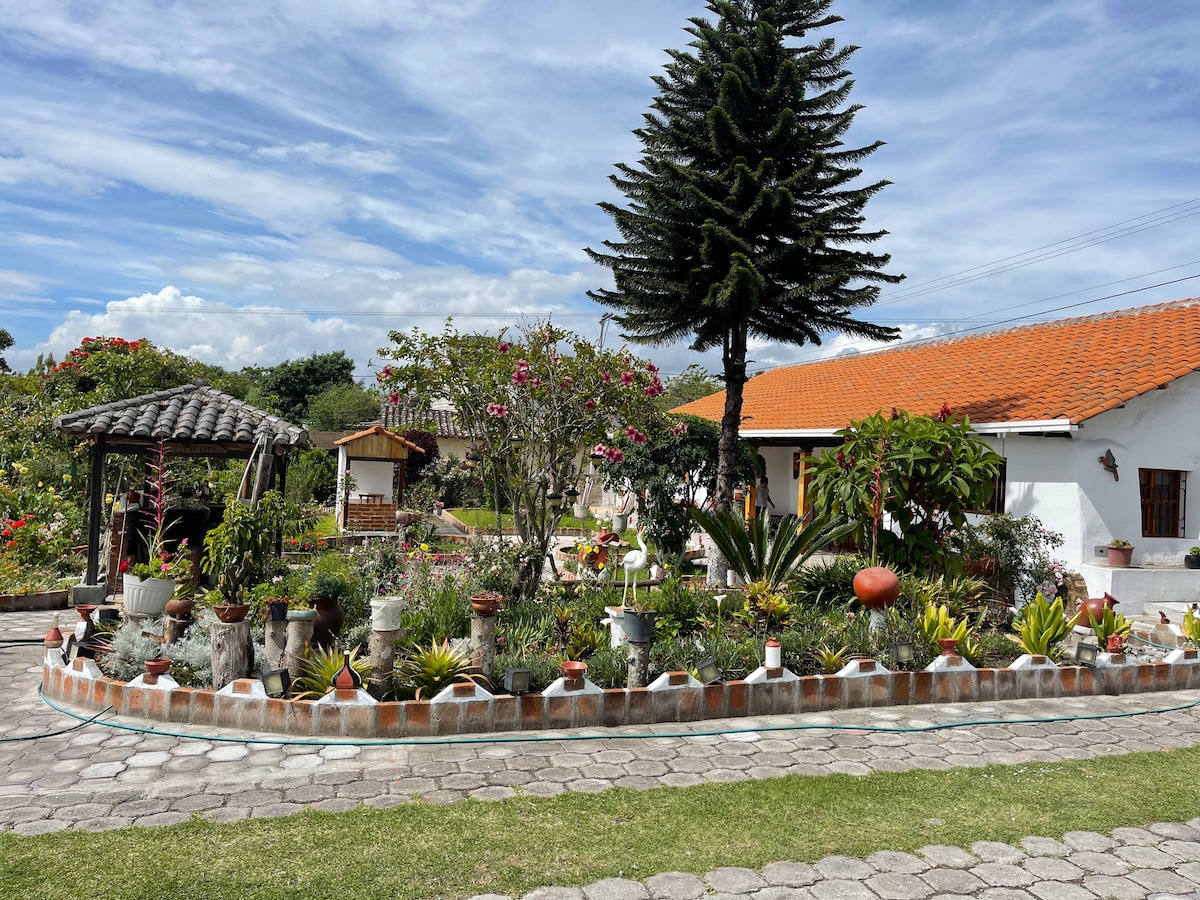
(674, 297, 1200, 432)
(333, 424, 425, 452)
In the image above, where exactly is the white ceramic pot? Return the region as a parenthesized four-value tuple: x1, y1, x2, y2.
(122, 574, 176, 618)
(603, 605, 628, 648)
(370, 597, 404, 632)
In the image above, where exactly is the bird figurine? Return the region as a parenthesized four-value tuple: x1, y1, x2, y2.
(621, 526, 650, 605)
(1098, 449, 1119, 481)
(1160, 611, 1171, 625)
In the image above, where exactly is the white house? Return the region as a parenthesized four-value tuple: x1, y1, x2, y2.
(675, 297, 1200, 611)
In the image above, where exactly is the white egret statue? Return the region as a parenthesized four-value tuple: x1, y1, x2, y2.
(622, 527, 650, 604)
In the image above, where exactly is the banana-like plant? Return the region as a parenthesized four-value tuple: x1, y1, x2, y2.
(1013, 592, 1077, 659)
(690, 508, 854, 593)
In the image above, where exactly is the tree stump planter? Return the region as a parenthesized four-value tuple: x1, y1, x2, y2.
(210, 620, 252, 691)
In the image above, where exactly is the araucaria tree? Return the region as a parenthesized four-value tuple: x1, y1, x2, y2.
(586, 0, 902, 510)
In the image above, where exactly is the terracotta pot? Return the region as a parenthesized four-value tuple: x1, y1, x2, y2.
(144, 658, 171, 678)
(312, 598, 344, 647)
(576, 546, 609, 571)
(560, 660, 587, 680)
(213, 603, 250, 623)
(165, 596, 195, 619)
(937, 637, 959, 656)
(853, 566, 901, 610)
(470, 592, 504, 616)
(1107, 545, 1134, 568)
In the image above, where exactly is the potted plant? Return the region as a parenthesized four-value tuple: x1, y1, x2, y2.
(1107, 539, 1134, 568)
(1186, 547, 1200, 570)
(122, 437, 192, 618)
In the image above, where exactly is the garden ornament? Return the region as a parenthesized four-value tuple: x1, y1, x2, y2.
(621, 527, 650, 604)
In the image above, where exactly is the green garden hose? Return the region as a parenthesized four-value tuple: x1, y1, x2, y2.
(35, 682, 1200, 748)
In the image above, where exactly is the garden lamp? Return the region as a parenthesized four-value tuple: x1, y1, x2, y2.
(503, 668, 532, 695)
(696, 658, 721, 685)
(564, 487, 581, 502)
(546, 491, 563, 509)
(889, 641, 915, 665)
(464, 449, 482, 469)
(1076, 643, 1099, 666)
(261, 668, 292, 699)
(508, 435, 527, 450)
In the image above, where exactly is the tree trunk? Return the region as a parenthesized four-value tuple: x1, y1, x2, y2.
(264, 620, 288, 672)
(626, 640, 651, 689)
(285, 617, 315, 681)
(468, 613, 497, 678)
(368, 628, 401, 700)
(210, 620, 252, 691)
(710, 323, 749, 587)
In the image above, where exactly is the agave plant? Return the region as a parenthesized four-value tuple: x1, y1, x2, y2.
(399, 638, 489, 699)
(294, 644, 371, 699)
(814, 643, 849, 674)
(691, 508, 854, 593)
(1013, 592, 1076, 659)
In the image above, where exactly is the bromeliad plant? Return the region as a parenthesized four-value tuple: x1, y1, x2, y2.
(129, 437, 192, 582)
(1080, 605, 1132, 651)
(399, 638, 488, 699)
(917, 602, 981, 662)
(1013, 592, 1077, 659)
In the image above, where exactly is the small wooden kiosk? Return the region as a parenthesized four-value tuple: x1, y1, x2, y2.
(333, 425, 424, 532)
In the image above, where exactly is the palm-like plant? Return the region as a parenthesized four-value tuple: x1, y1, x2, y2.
(399, 639, 489, 699)
(691, 508, 854, 593)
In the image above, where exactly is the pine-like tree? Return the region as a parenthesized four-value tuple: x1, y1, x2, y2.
(586, 0, 902, 509)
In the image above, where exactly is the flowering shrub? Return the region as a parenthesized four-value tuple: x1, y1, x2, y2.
(0, 462, 83, 592)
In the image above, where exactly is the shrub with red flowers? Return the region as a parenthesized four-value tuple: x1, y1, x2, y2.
(377, 320, 664, 594)
(0, 461, 83, 593)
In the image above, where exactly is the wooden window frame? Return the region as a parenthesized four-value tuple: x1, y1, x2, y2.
(1139, 468, 1187, 538)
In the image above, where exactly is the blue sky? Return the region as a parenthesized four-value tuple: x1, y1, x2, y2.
(2, 0, 1199, 380)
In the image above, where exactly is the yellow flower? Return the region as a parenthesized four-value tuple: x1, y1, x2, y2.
(62, 474, 72, 483)
(47, 487, 55, 494)
(37, 481, 43, 488)
(419, 543, 430, 552)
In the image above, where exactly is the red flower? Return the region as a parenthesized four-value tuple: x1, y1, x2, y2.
(512, 369, 529, 386)
(497, 341, 510, 353)
(620, 371, 634, 385)
(584, 400, 596, 411)
(119, 559, 129, 573)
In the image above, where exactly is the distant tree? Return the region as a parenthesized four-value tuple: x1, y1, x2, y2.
(307, 383, 379, 430)
(259, 351, 356, 424)
(0, 328, 12, 372)
(660, 365, 722, 410)
(401, 429, 440, 485)
(586, 0, 902, 516)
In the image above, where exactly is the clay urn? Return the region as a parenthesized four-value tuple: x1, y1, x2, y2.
(853, 566, 901, 610)
(559, 660, 588, 681)
(143, 657, 171, 684)
(213, 603, 250, 623)
(937, 637, 959, 656)
(44, 614, 64, 650)
(1079, 592, 1117, 628)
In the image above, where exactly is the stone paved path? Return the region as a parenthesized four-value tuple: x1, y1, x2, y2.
(5, 609, 1200, 899)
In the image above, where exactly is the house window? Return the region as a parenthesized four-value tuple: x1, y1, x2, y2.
(967, 460, 1006, 515)
(1139, 468, 1186, 538)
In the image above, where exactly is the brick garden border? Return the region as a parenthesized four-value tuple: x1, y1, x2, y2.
(42, 655, 1200, 740)
(0, 590, 70, 613)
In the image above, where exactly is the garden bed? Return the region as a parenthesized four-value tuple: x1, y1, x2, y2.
(0, 589, 69, 612)
(44, 652, 1200, 739)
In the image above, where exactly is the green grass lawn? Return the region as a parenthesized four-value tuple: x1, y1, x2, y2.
(448, 507, 637, 542)
(3, 745, 1199, 899)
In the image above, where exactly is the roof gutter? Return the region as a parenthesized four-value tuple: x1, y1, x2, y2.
(739, 418, 1080, 441)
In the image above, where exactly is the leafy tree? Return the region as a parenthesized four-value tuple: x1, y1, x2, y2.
(307, 382, 379, 430)
(257, 351, 356, 424)
(39, 336, 203, 412)
(659, 365, 722, 411)
(401, 429, 440, 485)
(377, 320, 663, 593)
(0, 328, 12, 372)
(586, 0, 901, 513)
(805, 407, 1003, 574)
(603, 414, 753, 559)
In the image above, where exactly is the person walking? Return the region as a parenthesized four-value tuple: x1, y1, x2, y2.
(756, 476, 775, 525)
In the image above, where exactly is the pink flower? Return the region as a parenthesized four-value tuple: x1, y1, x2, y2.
(584, 400, 596, 411)
(389, 392, 401, 404)
(625, 426, 647, 445)
(620, 371, 634, 385)
(592, 443, 607, 456)
(601, 372, 612, 385)
(671, 422, 688, 437)
(605, 447, 624, 462)
(531, 377, 541, 389)
(512, 370, 528, 386)
(161, 563, 169, 572)
(377, 365, 393, 381)
(497, 341, 510, 353)
(487, 403, 509, 417)
(646, 362, 659, 374)
(644, 382, 664, 397)
(559, 376, 572, 390)
(516, 358, 530, 370)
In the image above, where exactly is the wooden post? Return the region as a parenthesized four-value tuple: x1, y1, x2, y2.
(85, 437, 107, 585)
(627, 640, 651, 689)
(468, 613, 497, 678)
(210, 620, 252, 691)
(164, 615, 189, 644)
(368, 628, 401, 699)
(265, 620, 288, 671)
(285, 617, 315, 681)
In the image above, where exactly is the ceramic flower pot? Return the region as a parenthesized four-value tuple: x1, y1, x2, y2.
(213, 603, 250, 624)
(1185, 555, 1200, 570)
(143, 658, 171, 683)
(560, 660, 587, 681)
(622, 609, 656, 643)
(312, 598, 344, 646)
(370, 597, 403, 631)
(286, 608, 318, 622)
(1107, 545, 1134, 568)
(937, 637, 959, 656)
(266, 600, 290, 622)
(164, 596, 195, 619)
(470, 592, 504, 616)
(122, 574, 177, 618)
(852, 566, 901, 610)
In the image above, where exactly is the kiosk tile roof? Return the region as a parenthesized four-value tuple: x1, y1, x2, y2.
(54, 380, 310, 450)
(674, 298, 1200, 434)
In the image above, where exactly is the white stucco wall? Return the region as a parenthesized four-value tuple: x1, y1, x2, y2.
(349, 460, 395, 498)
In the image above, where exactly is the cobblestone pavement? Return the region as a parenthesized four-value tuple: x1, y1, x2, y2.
(6, 609, 1200, 899)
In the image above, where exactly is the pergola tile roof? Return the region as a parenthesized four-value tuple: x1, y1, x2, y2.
(675, 297, 1200, 433)
(380, 403, 471, 439)
(54, 380, 310, 450)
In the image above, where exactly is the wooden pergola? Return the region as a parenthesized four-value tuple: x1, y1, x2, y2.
(54, 380, 311, 586)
